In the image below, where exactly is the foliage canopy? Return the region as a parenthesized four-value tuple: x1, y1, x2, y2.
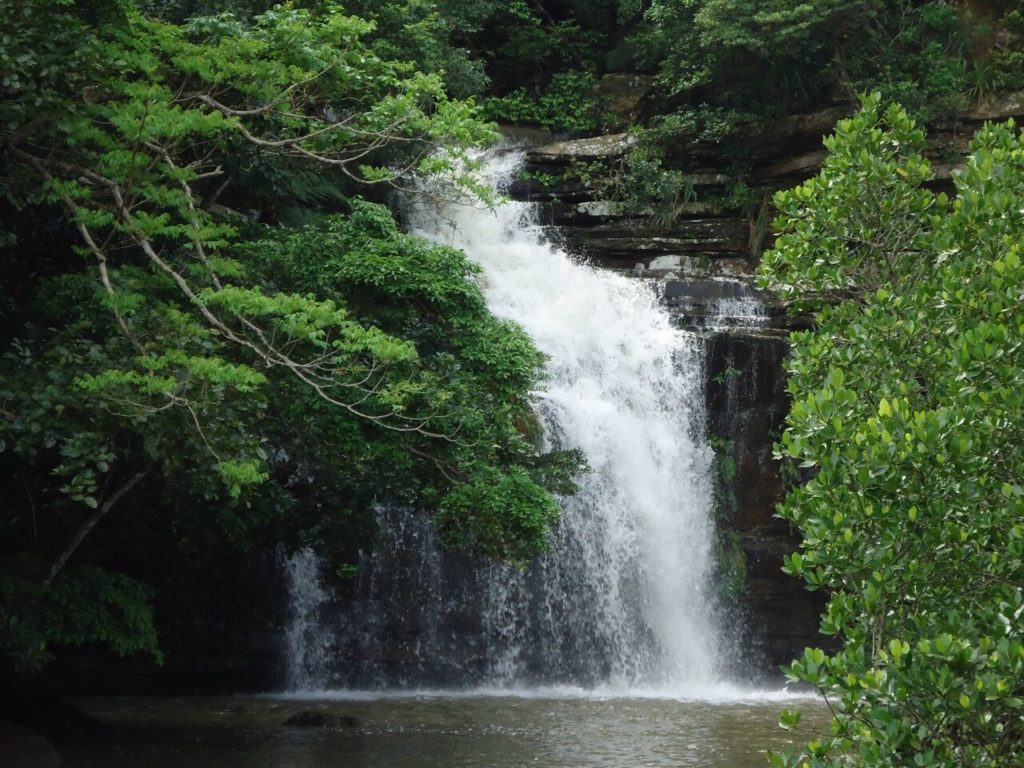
(0, 0, 580, 672)
(760, 95, 1024, 767)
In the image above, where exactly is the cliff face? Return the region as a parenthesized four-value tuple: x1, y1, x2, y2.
(512, 86, 1024, 272)
(505, 90, 1024, 670)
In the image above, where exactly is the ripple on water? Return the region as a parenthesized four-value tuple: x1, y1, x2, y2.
(64, 692, 830, 768)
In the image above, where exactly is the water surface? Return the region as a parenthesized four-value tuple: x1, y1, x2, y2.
(64, 691, 829, 768)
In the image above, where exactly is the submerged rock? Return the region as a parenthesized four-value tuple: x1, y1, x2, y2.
(282, 711, 359, 729)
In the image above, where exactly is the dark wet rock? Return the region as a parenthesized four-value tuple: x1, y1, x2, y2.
(507, 177, 591, 206)
(752, 106, 853, 159)
(737, 530, 834, 672)
(283, 711, 360, 728)
(570, 218, 751, 265)
(594, 74, 654, 128)
(704, 325, 831, 672)
(753, 150, 829, 182)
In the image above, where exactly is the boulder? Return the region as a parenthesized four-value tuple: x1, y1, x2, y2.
(0, 722, 62, 768)
(961, 89, 1024, 121)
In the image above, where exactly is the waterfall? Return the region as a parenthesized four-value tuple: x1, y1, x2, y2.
(284, 150, 725, 693)
(710, 292, 769, 331)
(282, 548, 333, 691)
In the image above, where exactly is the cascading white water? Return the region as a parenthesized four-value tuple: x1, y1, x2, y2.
(711, 293, 769, 330)
(284, 149, 726, 693)
(283, 548, 333, 691)
(410, 150, 719, 690)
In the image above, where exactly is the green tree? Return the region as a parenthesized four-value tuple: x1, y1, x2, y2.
(0, 0, 580, 672)
(629, 0, 1005, 123)
(634, 0, 853, 107)
(607, 1, 1024, 217)
(760, 95, 1024, 766)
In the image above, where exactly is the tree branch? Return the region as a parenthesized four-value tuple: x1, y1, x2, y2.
(43, 464, 153, 587)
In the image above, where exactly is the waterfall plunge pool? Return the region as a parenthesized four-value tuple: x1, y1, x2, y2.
(61, 691, 829, 767)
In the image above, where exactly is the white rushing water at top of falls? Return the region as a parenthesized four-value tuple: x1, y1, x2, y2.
(398, 150, 723, 692)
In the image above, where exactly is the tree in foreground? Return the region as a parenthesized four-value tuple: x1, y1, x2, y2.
(0, 0, 580, 673)
(759, 95, 1024, 766)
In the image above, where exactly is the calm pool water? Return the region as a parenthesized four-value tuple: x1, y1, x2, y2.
(63, 689, 829, 768)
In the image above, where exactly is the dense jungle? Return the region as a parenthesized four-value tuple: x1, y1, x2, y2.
(2, 1, 1024, 766)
